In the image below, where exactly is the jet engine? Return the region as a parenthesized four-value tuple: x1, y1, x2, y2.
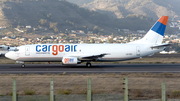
(62, 57, 79, 65)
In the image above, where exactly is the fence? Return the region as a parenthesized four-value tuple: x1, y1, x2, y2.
(0, 75, 180, 101)
(1, 78, 123, 101)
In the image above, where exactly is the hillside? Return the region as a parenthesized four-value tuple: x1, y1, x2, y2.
(0, 0, 118, 34)
(67, 0, 93, 6)
(68, 0, 180, 20)
(0, 0, 155, 35)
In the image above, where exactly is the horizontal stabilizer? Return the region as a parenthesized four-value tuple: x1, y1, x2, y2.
(151, 43, 171, 48)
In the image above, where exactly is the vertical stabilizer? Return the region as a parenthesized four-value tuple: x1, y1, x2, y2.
(131, 16, 168, 44)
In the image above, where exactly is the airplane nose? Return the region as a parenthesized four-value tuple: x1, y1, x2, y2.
(5, 52, 16, 60)
(5, 52, 11, 59)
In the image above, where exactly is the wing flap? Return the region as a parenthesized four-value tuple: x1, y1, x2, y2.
(79, 53, 109, 60)
(151, 43, 171, 48)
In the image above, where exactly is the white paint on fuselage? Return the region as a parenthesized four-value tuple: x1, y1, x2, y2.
(5, 43, 164, 62)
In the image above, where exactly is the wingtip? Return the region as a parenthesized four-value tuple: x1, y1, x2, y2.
(158, 16, 169, 25)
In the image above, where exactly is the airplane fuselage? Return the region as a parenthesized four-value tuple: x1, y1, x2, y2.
(6, 43, 164, 62)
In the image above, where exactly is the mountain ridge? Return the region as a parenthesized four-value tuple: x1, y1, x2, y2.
(67, 0, 180, 20)
(0, 0, 118, 34)
(0, 0, 164, 35)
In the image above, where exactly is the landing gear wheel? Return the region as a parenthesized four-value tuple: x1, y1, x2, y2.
(86, 63, 91, 67)
(21, 64, 25, 68)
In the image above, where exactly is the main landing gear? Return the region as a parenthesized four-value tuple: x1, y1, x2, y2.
(86, 62, 92, 67)
(21, 64, 25, 68)
(16, 61, 25, 68)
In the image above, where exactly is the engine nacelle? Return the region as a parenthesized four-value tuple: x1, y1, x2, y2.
(62, 57, 78, 65)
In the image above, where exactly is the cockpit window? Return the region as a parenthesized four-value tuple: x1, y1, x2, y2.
(14, 48, 19, 52)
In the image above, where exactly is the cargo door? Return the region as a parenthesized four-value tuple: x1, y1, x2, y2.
(25, 46, 30, 56)
(136, 46, 140, 56)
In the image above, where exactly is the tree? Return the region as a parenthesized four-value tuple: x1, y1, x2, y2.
(47, 13, 52, 20)
(49, 22, 58, 29)
(39, 19, 47, 25)
(98, 32, 100, 37)
(93, 26, 99, 34)
(90, 38, 95, 43)
(53, 27, 59, 33)
(108, 38, 113, 43)
(49, 22, 59, 33)
(17, 25, 21, 29)
(42, 36, 49, 39)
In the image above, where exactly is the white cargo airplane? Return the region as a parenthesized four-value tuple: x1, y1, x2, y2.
(5, 16, 170, 67)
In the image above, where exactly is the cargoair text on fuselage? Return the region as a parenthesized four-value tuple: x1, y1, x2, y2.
(5, 16, 170, 67)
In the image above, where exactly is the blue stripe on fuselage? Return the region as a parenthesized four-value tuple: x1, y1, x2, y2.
(151, 21, 166, 36)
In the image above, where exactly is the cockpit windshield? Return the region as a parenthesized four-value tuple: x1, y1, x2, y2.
(14, 48, 19, 52)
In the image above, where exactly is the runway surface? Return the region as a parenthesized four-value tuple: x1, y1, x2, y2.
(0, 64, 180, 74)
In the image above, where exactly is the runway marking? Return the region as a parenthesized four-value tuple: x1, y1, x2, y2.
(0, 67, 9, 68)
(1, 71, 180, 73)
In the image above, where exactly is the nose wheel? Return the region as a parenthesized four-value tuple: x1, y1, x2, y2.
(86, 63, 91, 67)
(21, 64, 25, 68)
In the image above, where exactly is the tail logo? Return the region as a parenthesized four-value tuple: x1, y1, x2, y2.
(151, 16, 168, 36)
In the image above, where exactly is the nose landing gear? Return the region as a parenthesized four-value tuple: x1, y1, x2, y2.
(21, 64, 25, 68)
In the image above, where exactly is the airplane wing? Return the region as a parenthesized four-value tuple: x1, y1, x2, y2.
(151, 43, 171, 48)
(78, 53, 109, 61)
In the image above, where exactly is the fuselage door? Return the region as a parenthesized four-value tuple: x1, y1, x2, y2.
(136, 46, 140, 56)
(25, 46, 30, 56)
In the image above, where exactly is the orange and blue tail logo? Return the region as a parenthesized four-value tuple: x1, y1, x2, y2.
(151, 16, 168, 36)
